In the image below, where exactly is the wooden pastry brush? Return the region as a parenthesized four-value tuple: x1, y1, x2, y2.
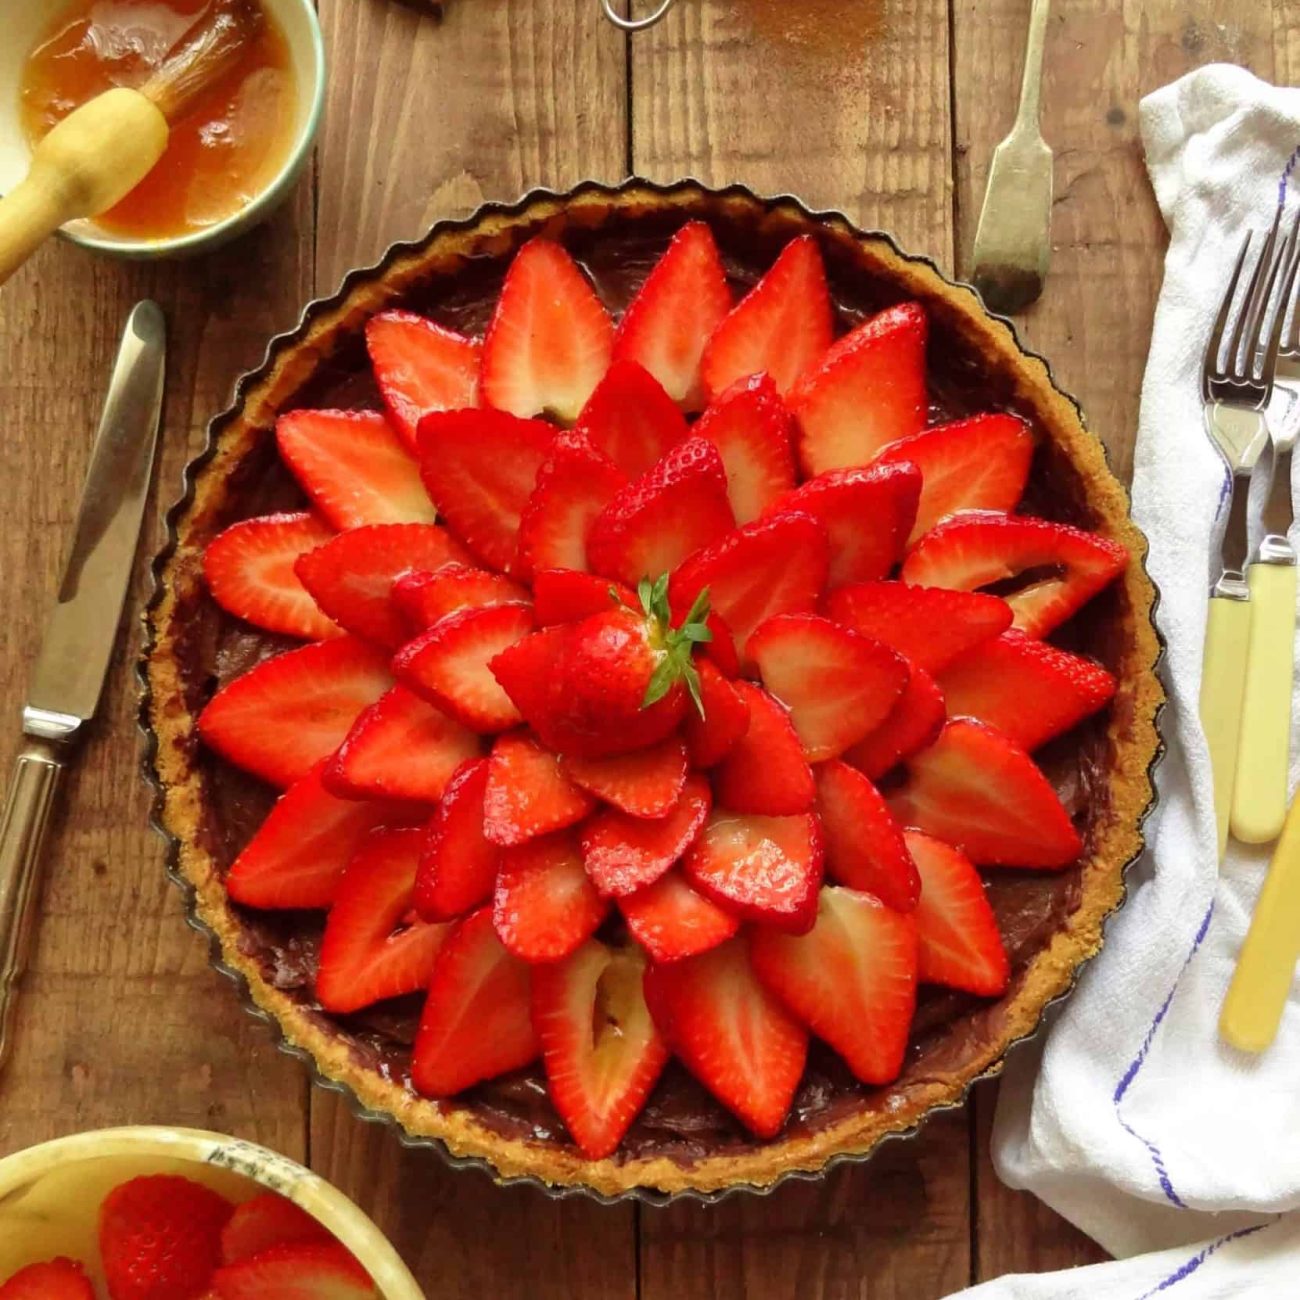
(0, 0, 263, 285)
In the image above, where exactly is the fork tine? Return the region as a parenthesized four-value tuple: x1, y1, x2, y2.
(1204, 230, 1251, 394)
(1283, 208, 1300, 356)
(1230, 212, 1280, 375)
(1258, 209, 1300, 390)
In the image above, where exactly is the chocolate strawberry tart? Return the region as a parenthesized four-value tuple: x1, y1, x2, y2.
(144, 182, 1163, 1198)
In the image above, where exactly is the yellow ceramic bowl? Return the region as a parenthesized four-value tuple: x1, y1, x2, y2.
(0, 1127, 423, 1298)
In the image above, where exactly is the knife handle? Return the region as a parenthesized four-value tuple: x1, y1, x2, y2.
(0, 740, 66, 1072)
(1232, 562, 1296, 845)
(1200, 594, 1253, 860)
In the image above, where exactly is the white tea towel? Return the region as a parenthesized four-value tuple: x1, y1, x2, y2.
(950, 64, 1300, 1297)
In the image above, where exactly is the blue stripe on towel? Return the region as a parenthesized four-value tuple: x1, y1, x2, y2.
(1132, 1222, 1272, 1299)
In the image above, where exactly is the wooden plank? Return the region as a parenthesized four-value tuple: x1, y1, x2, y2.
(308, 2, 636, 1291)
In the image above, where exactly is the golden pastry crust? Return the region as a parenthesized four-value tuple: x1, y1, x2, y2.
(143, 180, 1164, 1199)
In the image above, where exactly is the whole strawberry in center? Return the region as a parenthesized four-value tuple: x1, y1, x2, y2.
(492, 576, 710, 757)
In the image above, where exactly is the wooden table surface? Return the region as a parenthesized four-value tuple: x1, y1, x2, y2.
(0, 0, 1293, 1293)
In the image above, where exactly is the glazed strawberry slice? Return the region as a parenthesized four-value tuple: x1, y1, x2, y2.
(789, 301, 928, 475)
(618, 869, 739, 962)
(682, 658, 750, 767)
(417, 408, 556, 573)
(814, 760, 920, 911)
(323, 685, 479, 804)
(295, 523, 472, 648)
(276, 409, 435, 528)
(366, 309, 480, 447)
(713, 681, 815, 815)
(825, 581, 1013, 674)
(611, 220, 732, 410)
(480, 237, 614, 421)
(574, 360, 690, 478)
(317, 828, 450, 1013)
(938, 632, 1117, 751)
(700, 236, 832, 398)
(685, 809, 823, 932)
(750, 886, 919, 1084)
(210, 1242, 374, 1299)
(204, 512, 340, 640)
(644, 938, 808, 1138)
(226, 765, 418, 910)
(586, 437, 735, 587)
(516, 433, 628, 577)
(843, 664, 946, 780)
(692, 372, 797, 524)
(414, 758, 498, 921)
(487, 622, 571, 735)
(199, 637, 393, 788)
(393, 564, 528, 631)
(749, 614, 909, 762)
(900, 512, 1128, 638)
(769, 461, 921, 588)
(579, 773, 711, 897)
(532, 569, 636, 626)
(562, 736, 687, 819)
(220, 1193, 331, 1264)
(483, 730, 596, 846)
(671, 512, 829, 672)
(904, 830, 1010, 996)
(532, 941, 670, 1158)
(875, 413, 1034, 543)
(411, 906, 538, 1096)
(393, 602, 534, 732)
(493, 830, 609, 962)
(0, 1259, 94, 1300)
(888, 719, 1082, 867)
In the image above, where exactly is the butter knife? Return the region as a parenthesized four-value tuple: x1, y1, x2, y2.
(0, 301, 165, 1071)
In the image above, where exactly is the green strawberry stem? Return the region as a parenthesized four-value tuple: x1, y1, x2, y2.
(639, 574, 711, 718)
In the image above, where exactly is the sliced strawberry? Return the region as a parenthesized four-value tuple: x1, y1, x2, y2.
(561, 736, 688, 819)
(417, 408, 556, 573)
(693, 373, 797, 524)
(899, 512, 1129, 638)
(483, 730, 596, 846)
(393, 602, 534, 732)
(700, 236, 832, 398)
(824, 580, 1013, 674)
(843, 664, 946, 779)
(411, 906, 537, 1095)
(204, 512, 339, 640)
(789, 302, 928, 475)
(0, 1259, 94, 1300)
(574, 360, 690, 478)
(487, 622, 572, 733)
(210, 1242, 373, 1299)
(939, 632, 1117, 751)
(532, 941, 669, 1158)
(517, 433, 627, 577)
(618, 869, 739, 962)
(685, 809, 823, 932)
(875, 413, 1034, 543)
(579, 773, 711, 897)
(365, 309, 481, 447)
(295, 523, 472, 647)
(769, 461, 921, 588)
(611, 220, 732, 410)
(889, 719, 1082, 867)
(220, 1193, 331, 1264)
(414, 758, 498, 921)
(226, 766, 417, 910)
(317, 828, 450, 1013)
(480, 237, 614, 421)
(683, 658, 750, 767)
(750, 886, 918, 1084)
(276, 409, 435, 529)
(814, 760, 920, 911)
(199, 637, 392, 788)
(393, 564, 528, 631)
(532, 569, 636, 626)
(670, 512, 829, 672)
(644, 938, 808, 1138)
(713, 681, 815, 815)
(702, 611, 742, 678)
(322, 684, 479, 803)
(586, 437, 735, 587)
(494, 830, 609, 962)
(904, 830, 1010, 996)
(749, 614, 909, 762)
